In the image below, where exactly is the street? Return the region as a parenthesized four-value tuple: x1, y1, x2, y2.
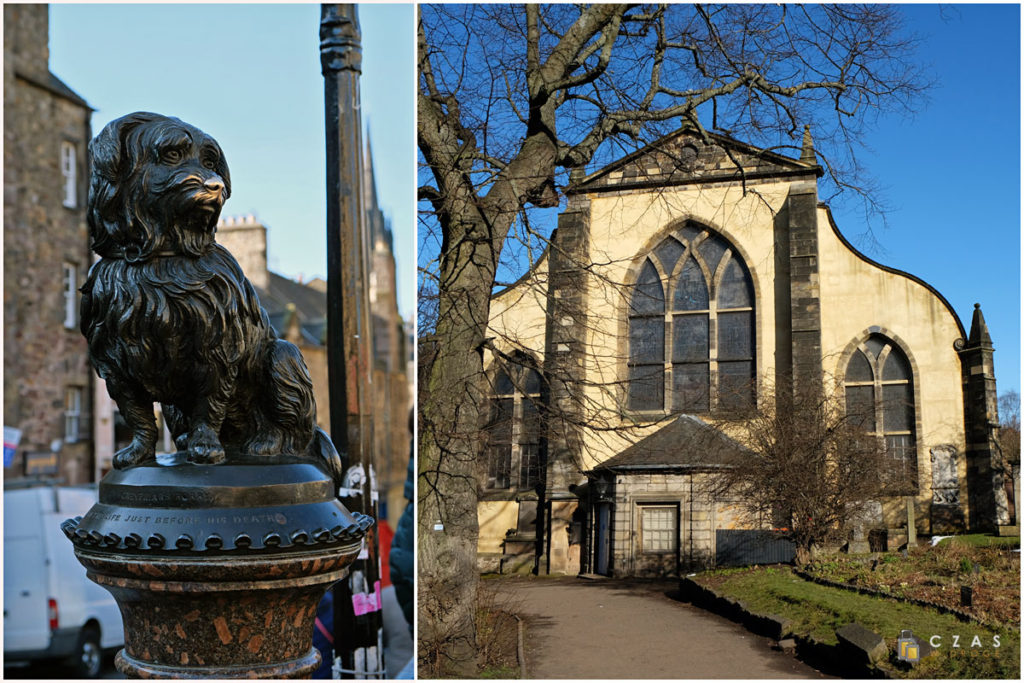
(3, 651, 122, 679)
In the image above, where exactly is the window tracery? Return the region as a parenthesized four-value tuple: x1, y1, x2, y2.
(627, 224, 755, 413)
(843, 334, 918, 490)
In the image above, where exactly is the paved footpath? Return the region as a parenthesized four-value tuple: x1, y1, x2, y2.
(495, 576, 831, 679)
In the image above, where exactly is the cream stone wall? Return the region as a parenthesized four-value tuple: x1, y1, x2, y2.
(486, 253, 550, 371)
(548, 501, 580, 575)
(477, 500, 519, 554)
(610, 472, 756, 576)
(577, 181, 793, 469)
(817, 206, 969, 524)
(478, 258, 550, 567)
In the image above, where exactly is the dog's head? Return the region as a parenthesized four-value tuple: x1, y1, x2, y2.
(88, 112, 232, 260)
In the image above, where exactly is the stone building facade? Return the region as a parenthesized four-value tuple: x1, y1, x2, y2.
(3, 4, 95, 485)
(479, 125, 1011, 577)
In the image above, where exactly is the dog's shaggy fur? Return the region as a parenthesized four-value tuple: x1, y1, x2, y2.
(81, 112, 341, 480)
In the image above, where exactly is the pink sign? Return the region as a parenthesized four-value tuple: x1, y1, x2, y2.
(351, 580, 382, 616)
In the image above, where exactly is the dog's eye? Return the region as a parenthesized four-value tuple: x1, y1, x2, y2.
(202, 157, 218, 170)
(162, 149, 183, 164)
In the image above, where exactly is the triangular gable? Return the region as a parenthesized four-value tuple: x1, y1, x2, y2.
(573, 127, 821, 194)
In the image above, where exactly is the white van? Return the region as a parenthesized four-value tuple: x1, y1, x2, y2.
(3, 485, 124, 677)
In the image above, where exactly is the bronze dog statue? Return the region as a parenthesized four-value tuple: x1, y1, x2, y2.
(81, 112, 342, 482)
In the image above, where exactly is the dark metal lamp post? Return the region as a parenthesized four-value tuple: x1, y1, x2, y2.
(320, 4, 385, 678)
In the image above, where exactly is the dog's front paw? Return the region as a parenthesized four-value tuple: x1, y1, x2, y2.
(245, 430, 283, 457)
(186, 424, 225, 465)
(113, 439, 156, 469)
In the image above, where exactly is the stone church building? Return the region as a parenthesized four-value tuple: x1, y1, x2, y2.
(478, 125, 1012, 577)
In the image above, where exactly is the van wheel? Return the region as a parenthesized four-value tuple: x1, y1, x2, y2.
(70, 626, 102, 678)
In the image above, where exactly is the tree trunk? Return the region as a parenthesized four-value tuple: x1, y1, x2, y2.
(794, 543, 812, 567)
(417, 343, 485, 674)
(418, 30, 561, 661)
(418, 69, 559, 667)
(416, 209, 499, 675)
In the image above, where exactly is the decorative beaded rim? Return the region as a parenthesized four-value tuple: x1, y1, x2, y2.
(61, 510, 373, 554)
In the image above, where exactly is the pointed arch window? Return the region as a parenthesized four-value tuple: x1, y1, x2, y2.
(843, 335, 917, 491)
(485, 358, 543, 491)
(627, 224, 755, 413)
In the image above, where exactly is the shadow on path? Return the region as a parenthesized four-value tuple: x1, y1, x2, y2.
(491, 576, 832, 680)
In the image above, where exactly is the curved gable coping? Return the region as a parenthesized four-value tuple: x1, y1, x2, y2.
(822, 204, 966, 341)
(570, 128, 822, 195)
(490, 242, 551, 301)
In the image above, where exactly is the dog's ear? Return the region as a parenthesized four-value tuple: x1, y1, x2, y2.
(87, 112, 164, 254)
(89, 112, 164, 188)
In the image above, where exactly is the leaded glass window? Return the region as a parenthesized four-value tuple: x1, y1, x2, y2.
(627, 223, 755, 413)
(485, 358, 544, 491)
(843, 335, 917, 491)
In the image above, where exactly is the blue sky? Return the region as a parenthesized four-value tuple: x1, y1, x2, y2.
(826, 4, 1020, 395)
(49, 3, 415, 319)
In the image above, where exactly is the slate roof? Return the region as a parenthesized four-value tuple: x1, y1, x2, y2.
(47, 72, 92, 109)
(255, 272, 327, 345)
(15, 70, 93, 110)
(594, 414, 750, 472)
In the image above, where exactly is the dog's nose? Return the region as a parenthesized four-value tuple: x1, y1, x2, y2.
(204, 177, 225, 194)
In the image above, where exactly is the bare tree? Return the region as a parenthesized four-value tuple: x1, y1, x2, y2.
(996, 390, 1020, 522)
(703, 377, 892, 566)
(417, 4, 926, 672)
(997, 390, 1020, 464)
